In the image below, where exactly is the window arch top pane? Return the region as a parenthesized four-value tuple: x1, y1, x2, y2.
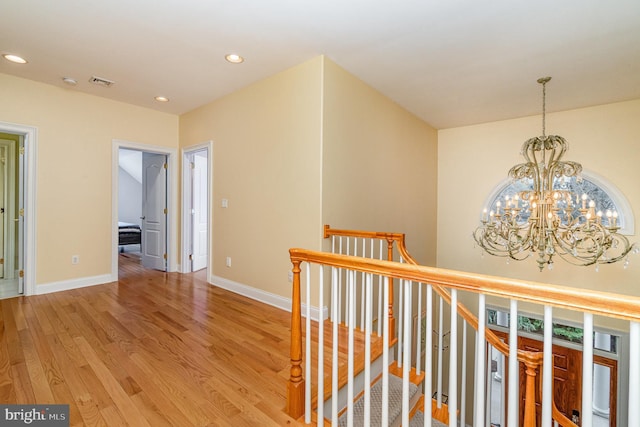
(484, 170, 634, 235)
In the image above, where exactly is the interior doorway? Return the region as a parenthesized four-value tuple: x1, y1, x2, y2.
(0, 135, 22, 299)
(182, 143, 211, 276)
(0, 122, 35, 297)
(117, 148, 168, 271)
(112, 140, 177, 279)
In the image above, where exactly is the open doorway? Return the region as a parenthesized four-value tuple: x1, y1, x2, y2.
(118, 148, 168, 271)
(112, 140, 177, 279)
(117, 148, 143, 261)
(182, 142, 212, 277)
(0, 134, 23, 299)
(0, 122, 38, 298)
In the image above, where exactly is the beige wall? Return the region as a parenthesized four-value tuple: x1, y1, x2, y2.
(438, 99, 640, 326)
(179, 57, 324, 300)
(0, 73, 178, 285)
(321, 58, 438, 266)
(179, 55, 438, 303)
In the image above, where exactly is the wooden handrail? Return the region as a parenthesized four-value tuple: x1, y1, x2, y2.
(324, 224, 405, 242)
(290, 248, 640, 322)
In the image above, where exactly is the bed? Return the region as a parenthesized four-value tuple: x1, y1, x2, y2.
(118, 221, 142, 249)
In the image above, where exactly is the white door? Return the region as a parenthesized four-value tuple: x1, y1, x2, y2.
(141, 153, 167, 271)
(192, 151, 208, 271)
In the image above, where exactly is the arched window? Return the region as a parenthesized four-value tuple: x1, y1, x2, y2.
(482, 170, 634, 235)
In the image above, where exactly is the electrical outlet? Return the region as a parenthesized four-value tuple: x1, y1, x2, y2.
(71, 255, 79, 265)
(288, 271, 293, 282)
(226, 257, 231, 267)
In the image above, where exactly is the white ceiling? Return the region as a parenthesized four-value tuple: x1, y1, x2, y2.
(1, 0, 639, 129)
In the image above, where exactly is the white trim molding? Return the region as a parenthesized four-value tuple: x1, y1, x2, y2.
(35, 274, 114, 295)
(210, 274, 329, 322)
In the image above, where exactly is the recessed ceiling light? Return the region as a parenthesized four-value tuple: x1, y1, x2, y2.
(3, 54, 27, 64)
(62, 77, 77, 86)
(155, 96, 169, 102)
(225, 53, 244, 64)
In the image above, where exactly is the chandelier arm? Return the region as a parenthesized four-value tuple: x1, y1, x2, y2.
(528, 144, 542, 192)
(544, 147, 561, 192)
(548, 228, 600, 266)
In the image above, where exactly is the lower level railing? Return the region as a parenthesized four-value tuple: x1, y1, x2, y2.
(287, 247, 640, 426)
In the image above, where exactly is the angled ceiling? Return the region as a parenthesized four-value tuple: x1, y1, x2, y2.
(1, 0, 639, 129)
(118, 149, 142, 184)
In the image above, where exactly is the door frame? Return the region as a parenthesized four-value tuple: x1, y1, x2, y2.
(181, 141, 212, 278)
(0, 139, 17, 279)
(0, 121, 36, 296)
(111, 139, 178, 279)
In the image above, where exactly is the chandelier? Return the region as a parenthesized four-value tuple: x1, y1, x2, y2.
(473, 77, 636, 271)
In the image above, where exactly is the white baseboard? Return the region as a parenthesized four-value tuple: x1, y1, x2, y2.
(210, 274, 328, 321)
(35, 273, 115, 295)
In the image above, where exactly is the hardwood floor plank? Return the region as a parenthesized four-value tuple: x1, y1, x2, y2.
(75, 364, 118, 412)
(99, 405, 128, 427)
(45, 333, 108, 426)
(128, 351, 215, 426)
(129, 391, 174, 427)
(9, 363, 35, 403)
(18, 328, 55, 403)
(74, 336, 151, 427)
(2, 299, 25, 365)
(10, 297, 29, 331)
(102, 342, 195, 427)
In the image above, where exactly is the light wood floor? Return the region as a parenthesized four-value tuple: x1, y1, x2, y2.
(0, 254, 303, 426)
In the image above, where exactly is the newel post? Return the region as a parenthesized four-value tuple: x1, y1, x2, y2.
(386, 238, 396, 341)
(523, 359, 540, 427)
(286, 259, 304, 419)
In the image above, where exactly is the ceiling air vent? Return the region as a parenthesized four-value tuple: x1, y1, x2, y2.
(88, 75, 115, 87)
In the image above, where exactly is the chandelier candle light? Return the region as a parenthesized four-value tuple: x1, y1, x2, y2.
(473, 77, 636, 271)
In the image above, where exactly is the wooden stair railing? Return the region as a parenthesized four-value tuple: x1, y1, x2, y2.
(288, 226, 640, 426)
(323, 225, 405, 341)
(323, 225, 554, 425)
(396, 232, 579, 426)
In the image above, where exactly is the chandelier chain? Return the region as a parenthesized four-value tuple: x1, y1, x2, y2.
(537, 76, 551, 137)
(542, 80, 546, 137)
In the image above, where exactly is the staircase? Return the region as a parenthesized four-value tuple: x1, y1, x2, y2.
(286, 226, 640, 426)
(304, 318, 438, 427)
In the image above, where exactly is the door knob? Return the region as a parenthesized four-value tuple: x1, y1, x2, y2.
(140, 216, 146, 220)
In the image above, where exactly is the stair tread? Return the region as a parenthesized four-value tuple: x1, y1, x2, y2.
(306, 320, 386, 404)
(410, 410, 448, 427)
(337, 373, 418, 427)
